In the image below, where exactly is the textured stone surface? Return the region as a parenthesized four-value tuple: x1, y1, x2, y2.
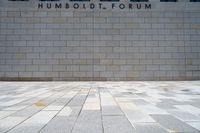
(134, 123, 168, 133)
(0, 1, 200, 81)
(151, 114, 200, 133)
(103, 116, 135, 133)
(0, 81, 199, 133)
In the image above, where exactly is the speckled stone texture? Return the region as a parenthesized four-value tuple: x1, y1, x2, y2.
(0, 0, 200, 81)
(0, 81, 200, 133)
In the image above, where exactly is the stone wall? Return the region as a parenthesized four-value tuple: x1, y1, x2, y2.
(0, 0, 200, 81)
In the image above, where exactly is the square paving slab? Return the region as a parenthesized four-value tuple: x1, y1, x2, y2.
(0, 81, 200, 133)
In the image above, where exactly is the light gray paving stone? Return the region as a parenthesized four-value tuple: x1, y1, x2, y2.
(0, 111, 15, 120)
(0, 98, 16, 102)
(71, 111, 103, 133)
(11, 106, 42, 117)
(190, 101, 200, 108)
(160, 93, 176, 97)
(0, 98, 27, 107)
(174, 105, 200, 115)
(101, 106, 123, 116)
(40, 116, 77, 133)
(134, 123, 168, 133)
(167, 109, 200, 122)
(68, 94, 88, 106)
(118, 102, 155, 123)
(131, 99, 150, 105)
(100, 90, 123, 115)
(3, 105, 28, 111)
(7, 111, 58, 133)
(0, 82, 200, 133)
(151, 114, 200, 133)
(71, 88, 102, 133)
(138, 105, 169, 115)
(0, 116, 26, 133)
(187, 122, 200, 131)
(58, 106, 82, 117)
(43, 104, 64, 111)
(156, 99, 182, 109)
(103, 115, 135, 133)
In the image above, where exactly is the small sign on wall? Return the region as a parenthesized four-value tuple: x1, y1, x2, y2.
(37, 1, 151, 10)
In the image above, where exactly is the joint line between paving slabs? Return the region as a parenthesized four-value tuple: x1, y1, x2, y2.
(69, 87, 92, 133)
(107, 87, 137, 131)
(0, 88, 54, 121)
(3, 88, 63, 133)
(38, 85, 82, 133)
(98, 87, 105, 133)
(4, 84, 79, 133)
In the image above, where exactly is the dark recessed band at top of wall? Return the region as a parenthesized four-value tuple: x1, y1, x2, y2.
(8, 0, 148, 1)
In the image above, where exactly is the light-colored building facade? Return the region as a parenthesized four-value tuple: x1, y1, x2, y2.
(0, 0, 200, 81)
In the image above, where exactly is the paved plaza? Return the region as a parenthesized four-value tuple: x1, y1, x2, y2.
(0, 81, 200, 133)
